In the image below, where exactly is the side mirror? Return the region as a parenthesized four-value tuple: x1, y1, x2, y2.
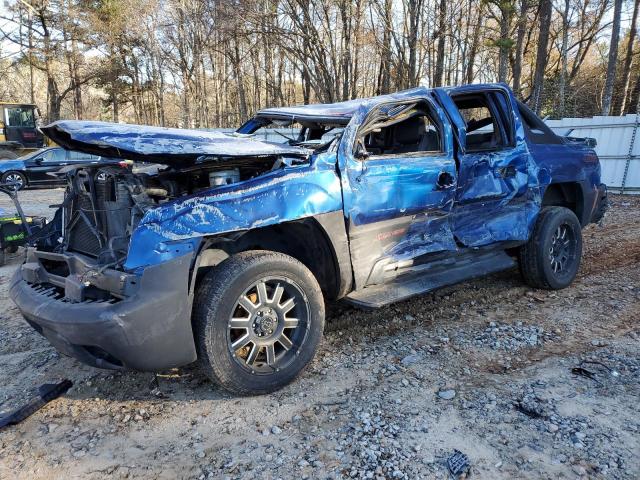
(34, 157, 44, 164)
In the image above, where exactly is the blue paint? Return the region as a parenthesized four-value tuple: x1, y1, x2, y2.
(447, 84, 537, 247)
(123, 152, 343, 270)
(42, 121, 311, 165)
(335, 92, 460, 286)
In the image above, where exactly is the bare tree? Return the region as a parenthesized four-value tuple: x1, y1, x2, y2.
(531, 0, 552, 114)
(615, 0, 640, 114)
(601, 0, 623, 115)
(0, 0, 628, 126)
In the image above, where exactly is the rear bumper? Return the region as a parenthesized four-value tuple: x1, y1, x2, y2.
(10, 251, 197, 371)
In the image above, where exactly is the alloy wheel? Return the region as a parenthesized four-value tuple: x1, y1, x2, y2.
(548, 224, 576, 273)
(227, 276, 309, 374)
(4, 173, 24, 190)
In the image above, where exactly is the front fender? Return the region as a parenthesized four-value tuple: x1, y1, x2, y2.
(124, 154, 343, 270)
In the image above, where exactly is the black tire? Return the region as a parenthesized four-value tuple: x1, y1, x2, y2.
(1, 171, 27, 190)
(519, 206, 583, 289)
(0, 149, 18, 160)
(193, 250, 325, 395)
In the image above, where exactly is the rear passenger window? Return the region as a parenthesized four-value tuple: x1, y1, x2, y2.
(453, 93, 514, 152)
(68, 151, 97, 161)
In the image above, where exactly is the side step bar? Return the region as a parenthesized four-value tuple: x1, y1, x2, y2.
(344, 250, 516, 309)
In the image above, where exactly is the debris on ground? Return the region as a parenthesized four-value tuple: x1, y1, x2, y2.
(447, 449, 471, 478)
(0, 379, 72, 430)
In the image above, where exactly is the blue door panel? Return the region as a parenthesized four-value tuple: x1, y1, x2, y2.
(338, 93, 458, 288)
(437, 85, 540, 247)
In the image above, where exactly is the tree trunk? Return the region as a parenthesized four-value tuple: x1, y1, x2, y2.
(497, 3, 512, 83)
(512, 0, 528, 96)
(617, 0, 640, 114)
(466, 4, 484, 84)
(232, 39, 248, 122)
(434, 0, 447, 87)
(377, 0, 393, 94)
(407, 0, 421, 87)
(601, 0, 623, 115)
(558, 0, 570, 117)
(628, 74, 640, 114)
(531, 0, 552, 114)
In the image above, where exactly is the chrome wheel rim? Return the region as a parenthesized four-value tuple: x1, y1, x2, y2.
(227, 276, 309, 374)
(549, 224, 576, 274)
(4, 173, 23, 190)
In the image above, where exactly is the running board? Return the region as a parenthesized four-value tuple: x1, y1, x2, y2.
(344, 250, 516, 309)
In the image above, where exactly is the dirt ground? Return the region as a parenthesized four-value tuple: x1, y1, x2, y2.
(0, 189, 638, 480)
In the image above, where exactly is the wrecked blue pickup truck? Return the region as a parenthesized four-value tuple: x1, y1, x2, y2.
(10, 84, 607, 394)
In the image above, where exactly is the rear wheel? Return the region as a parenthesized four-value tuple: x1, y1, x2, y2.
(519, 206, 582, 289)
(193, 251, 325, 395)
(1, 171, 27, 190)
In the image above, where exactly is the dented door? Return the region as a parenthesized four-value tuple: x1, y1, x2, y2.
(338, 94, 458, 288)
(436, 85, 536, 247)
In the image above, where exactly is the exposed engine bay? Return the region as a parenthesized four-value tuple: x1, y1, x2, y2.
(31, 155, 300, 268)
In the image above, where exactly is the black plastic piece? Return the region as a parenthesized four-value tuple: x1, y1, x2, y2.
(0, 380, 72, 430)
(447, 449, 470, 477)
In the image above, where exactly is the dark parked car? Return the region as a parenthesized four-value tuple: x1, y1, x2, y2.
(0, 147, 120, 190)
(11, 84, 607, 395)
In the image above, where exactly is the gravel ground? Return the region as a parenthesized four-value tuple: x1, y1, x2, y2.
(0, 189, 639, 479)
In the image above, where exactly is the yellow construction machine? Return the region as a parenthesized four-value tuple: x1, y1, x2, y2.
(0, 103, 46, 159)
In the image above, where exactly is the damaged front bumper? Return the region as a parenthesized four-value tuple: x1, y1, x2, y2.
(10, 248, 197, 371)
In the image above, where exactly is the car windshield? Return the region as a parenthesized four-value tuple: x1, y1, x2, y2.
(21, 148, 47, 160)
(6, 107, 36, 127)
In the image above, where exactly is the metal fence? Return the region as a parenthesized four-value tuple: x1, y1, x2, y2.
(546, 115, 640, 194)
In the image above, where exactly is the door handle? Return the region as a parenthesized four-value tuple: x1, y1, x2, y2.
(436, 171, 455, 189)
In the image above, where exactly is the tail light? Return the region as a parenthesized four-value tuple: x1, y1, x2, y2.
(583, 153, 599, 164)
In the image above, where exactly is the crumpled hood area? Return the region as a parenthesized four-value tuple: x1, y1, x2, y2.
(41, 120, 311, 165)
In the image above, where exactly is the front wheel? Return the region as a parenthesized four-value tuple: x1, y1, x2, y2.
(193, 251, 325, 395)
(1, 171, 27, 190)
(519, 206, 583, 289)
